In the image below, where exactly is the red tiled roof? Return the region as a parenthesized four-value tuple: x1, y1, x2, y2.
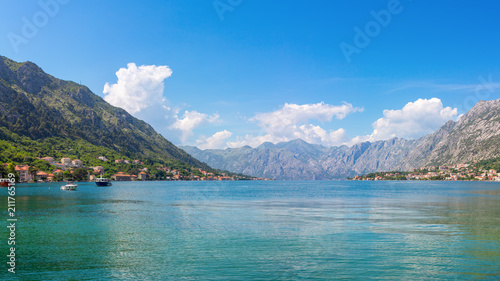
(15, 165, 29, 171)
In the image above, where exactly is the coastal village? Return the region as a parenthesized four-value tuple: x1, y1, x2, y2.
(350, 163, 500, 181)
(2, 156, 269, 183)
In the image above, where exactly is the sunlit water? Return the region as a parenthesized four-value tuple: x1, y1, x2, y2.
(1, 181, 499, 280)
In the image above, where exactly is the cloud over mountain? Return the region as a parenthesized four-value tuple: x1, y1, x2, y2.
(350, 98, 458, 144)
(103, 63, 172, 114)
(196, 130, 233, 149)
(103, 63, 220, 144)
(227, 102, 363, 147)
(171, 111, 220, 142)
(370, 98, 458, 140)
(102, 65, 457, 149)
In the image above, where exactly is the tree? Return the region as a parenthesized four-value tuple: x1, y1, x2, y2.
(155, 169, 167, 180)
(7, 163, 15, 174)
(72, 168, 88, 181)
(29, 166, 39, 180)
(63, 170, 72, 181)
(128, 167, 140, 176)
(54, 173, 64, 182)
(0, 164, 6, 178)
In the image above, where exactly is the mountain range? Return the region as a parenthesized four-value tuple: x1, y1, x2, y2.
(182, 99, 500, 180)
(0, 56, 209, 170)
(2, 55, 499, 181)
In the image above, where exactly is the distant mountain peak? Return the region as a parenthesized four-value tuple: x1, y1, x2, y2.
(285, 138, 309, 146)
(182, 100, 500, 179)
(258, 142, 275, 149)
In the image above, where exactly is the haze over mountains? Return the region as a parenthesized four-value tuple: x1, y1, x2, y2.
(182, 99, 500, 180)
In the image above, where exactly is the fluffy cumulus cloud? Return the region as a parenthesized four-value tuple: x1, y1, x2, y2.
(103, 65, 457, 149)
(251, 102, 362, 129)
(196, 130, 233, 150)
(103, 63, 172, 114)
(226, 102, 362, 148)
(171, 111, 220, 142)
(103, 63, 222, 144)
(225, 98, 458, 149)
(359, 98, 458, 142)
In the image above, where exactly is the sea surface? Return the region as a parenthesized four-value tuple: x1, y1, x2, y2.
(1, 180, 500, 280)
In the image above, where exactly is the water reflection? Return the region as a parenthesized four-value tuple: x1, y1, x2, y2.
(1, 181, 499, 280)
(417, 191, 500, 278)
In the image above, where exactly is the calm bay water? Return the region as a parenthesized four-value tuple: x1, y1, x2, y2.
(1, 180, 500, 280)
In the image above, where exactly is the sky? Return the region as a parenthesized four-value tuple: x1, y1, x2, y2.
(1, 0, 500, 149)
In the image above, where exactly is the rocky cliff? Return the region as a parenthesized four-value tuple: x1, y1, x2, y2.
(183, 99, 500, 179)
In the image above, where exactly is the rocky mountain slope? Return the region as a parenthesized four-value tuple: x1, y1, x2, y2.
(398, 99, 500, 169)
(183, 99, 500, 179)
(183, 138, 417, 180)
(0, 56, 209, 169)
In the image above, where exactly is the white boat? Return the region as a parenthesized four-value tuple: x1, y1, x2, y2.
(61, 182, 78, 191)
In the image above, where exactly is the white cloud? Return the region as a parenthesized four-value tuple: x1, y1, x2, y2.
(361, 98, 458, 142)
(171, 110, 220, 142)
(103, 63, 172, 114)
(103, 63, 221, 145)
(226, 102, 361, 147)
(226, 126, 349, 148)
(227, 134, 284, 148)
(196, 130, 233, 150)
(295, 125, 348, 145)
(251, 102, 363, 129)
(226, 98, 458, 149)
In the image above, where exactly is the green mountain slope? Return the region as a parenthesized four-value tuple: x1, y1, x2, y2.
(0, 56, 209, 170)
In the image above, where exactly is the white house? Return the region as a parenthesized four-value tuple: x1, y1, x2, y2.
(61, 158, 71, 166)
(72, 159, 83, 167)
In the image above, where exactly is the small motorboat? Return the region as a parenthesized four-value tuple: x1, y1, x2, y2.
(61, 182, 78, 191)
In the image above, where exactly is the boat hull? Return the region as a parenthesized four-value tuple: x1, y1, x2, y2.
(0, 180, 12, 187)
(96, 181, 112, 186)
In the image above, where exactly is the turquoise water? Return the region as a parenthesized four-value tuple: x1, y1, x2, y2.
(1, 180, 500, 280)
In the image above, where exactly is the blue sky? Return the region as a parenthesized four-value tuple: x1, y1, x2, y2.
(1, 0, 500, 148)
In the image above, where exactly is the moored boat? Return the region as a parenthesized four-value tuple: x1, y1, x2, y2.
(61, 182, 78, 191)
(0, 178, 12, 187)
(96, 176, 112, 186)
